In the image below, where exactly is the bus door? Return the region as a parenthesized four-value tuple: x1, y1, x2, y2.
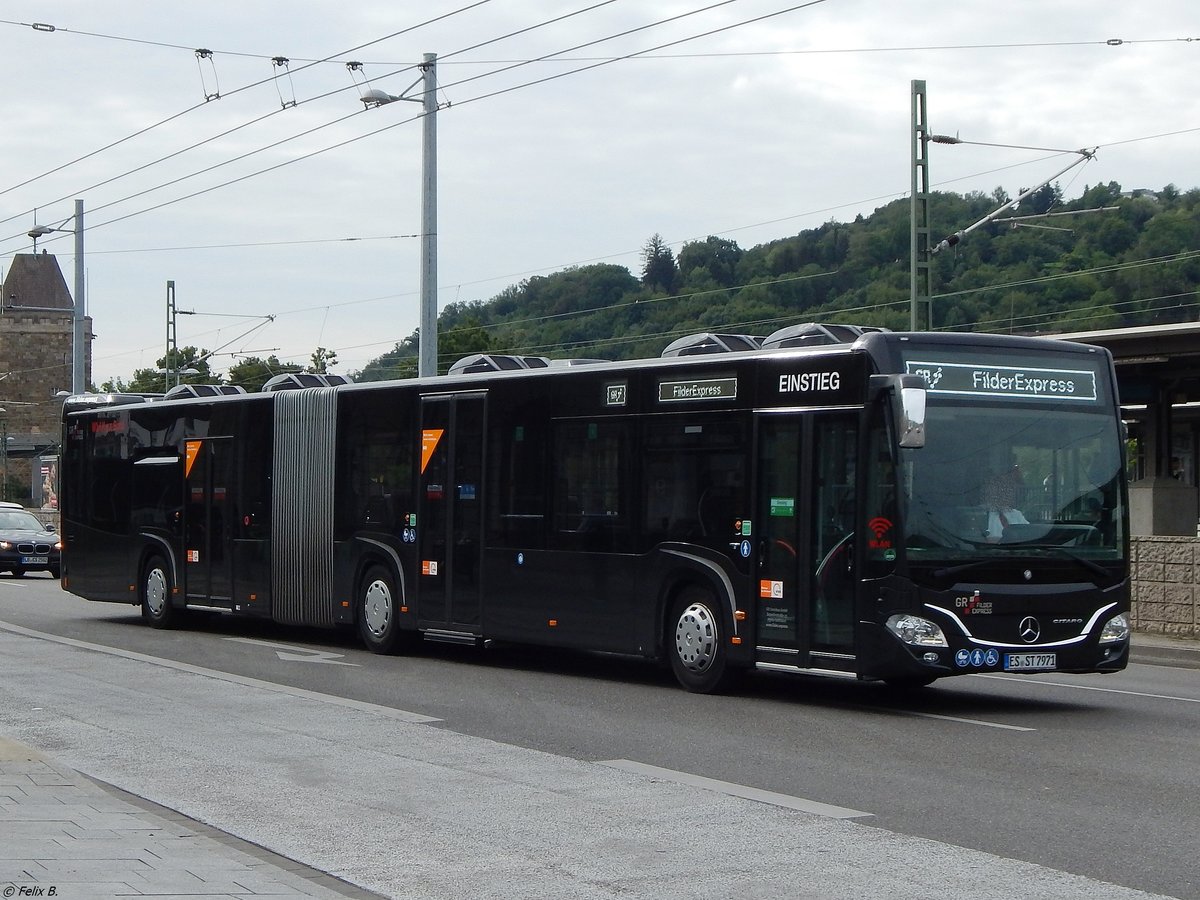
(131, 455, 184, 587)
(756, 412, 858, 669)
(182, 437, 234, 606)
(417, 393, 485, 631)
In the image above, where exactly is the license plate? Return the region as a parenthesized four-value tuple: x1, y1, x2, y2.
(1004, 652, 1056, 671)
(20, 556, 48, 565)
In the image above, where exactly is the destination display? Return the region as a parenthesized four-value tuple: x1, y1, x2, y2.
(905, 359, 1098, 402)
(658, 377, 738, 402)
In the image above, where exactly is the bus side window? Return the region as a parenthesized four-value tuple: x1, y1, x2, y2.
(551, 420, 631, 553)
(643, 454, 700, 541)
(340, 393, 413, 535)
(641, 417, 748, 558)
(487, 420, 546, 549)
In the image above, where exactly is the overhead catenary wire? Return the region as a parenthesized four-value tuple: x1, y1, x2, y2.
(4, 8, 1195, 379)
(2, 8, 1192, 255)
(0, 1, 497, 203)
(17, 3, 851, 377)
(1, 0, 839, 250)
(3, 15, 1190, 65)
(0, 0, 642, 246)
(84, 234, 421, 255)
(0, 0, 628, 230)
(37, 13, 1189, 259)
(3, 6, 1192, 233)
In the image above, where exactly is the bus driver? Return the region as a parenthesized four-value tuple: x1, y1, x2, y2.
(983, 462, 1028, 542)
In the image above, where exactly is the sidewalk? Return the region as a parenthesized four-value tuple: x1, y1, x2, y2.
(0, 737, 379, 900)
(2, 629, 1193, 900)
(1130, 630, 1200, 669)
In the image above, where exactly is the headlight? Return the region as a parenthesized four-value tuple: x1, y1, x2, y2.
(886, 614, 949, 648)
(1099, 612, 1130, 644)
(0, 541, 10, 550)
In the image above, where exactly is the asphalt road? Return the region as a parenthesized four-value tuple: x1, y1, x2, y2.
(2, 575, 1197, 899)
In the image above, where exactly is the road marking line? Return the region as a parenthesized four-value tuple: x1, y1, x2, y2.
(972, 672, 1200, 704)
(225, 636, 361, 666)
(0, 619, 440, 723)
(599, 759, 873, 819)
(888, 709, 1035, 731)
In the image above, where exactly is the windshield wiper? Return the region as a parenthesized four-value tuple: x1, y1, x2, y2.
(932, 549, 1114, 584)
(1036, 547, 1114, 584)
(931, 559, 992, 580)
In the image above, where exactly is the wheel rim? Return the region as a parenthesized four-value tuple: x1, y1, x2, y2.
(363, 578, 392, 638)
(674, 601, 717, 673)
(145, 567, 167, 616)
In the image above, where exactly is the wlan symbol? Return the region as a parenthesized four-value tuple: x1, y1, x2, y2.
(868, 517, 893, 539)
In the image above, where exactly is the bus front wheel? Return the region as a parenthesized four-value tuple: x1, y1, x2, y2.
(668, 587, 734, 694)
(357, 564, 408, 654)
(141, 556, 177, 629)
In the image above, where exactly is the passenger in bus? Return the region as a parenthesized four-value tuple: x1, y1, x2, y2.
(982, 463, 1028, 542)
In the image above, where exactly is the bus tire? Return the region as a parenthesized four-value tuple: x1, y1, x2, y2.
(357, 564, 406, 654)
(668, 587, 734, 694)
(141, 556, 178, 629)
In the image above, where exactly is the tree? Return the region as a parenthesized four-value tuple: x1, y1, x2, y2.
(124, 346, 217, 393)
(1019, 183, 1063, 216)
(310, 347, 338, 374)
(677, 236, 743, 288)
(336, 181, 1200, 372)
(355, 336, 417, 383)
(437, 317, 495, 374)
(227, 355, 302, 392)
(640, 233, 678, 294)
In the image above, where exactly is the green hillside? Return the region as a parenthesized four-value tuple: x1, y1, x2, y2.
(361, 180, 1196, 380)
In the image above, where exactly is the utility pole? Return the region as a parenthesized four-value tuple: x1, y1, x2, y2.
(166, 281, 178, 390)
(357, 53, 439, 376)
(28, 200, 86, 392)
(72, 199, 85, 393)
(909, 81, 932, 331)
(417, 53, 438, 379)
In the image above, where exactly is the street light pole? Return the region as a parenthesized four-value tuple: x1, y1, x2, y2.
(72, 199, 85, 394)
(910, 80, 932, 331)
(417, 53, 438, 379)
(28, 200, 86, 393)
(358, 53, 439, 378)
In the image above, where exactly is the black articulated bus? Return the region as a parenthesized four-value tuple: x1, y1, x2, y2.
(60, 325, 1131, 692)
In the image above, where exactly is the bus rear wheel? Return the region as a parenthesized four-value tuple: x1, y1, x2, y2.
(357, 564, 408, 654)
(668, 587, 734, 694)
(141, 556, 178, 629)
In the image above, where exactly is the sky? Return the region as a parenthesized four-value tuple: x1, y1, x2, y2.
(0, 1, 1196, 386)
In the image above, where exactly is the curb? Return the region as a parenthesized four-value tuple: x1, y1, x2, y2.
(1130, 636, 1200, 670)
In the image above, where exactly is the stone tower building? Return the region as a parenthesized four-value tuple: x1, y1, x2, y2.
(0, 252, 91, 506)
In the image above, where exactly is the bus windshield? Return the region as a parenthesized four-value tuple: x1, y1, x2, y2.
(900, 401, 1125, 562)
